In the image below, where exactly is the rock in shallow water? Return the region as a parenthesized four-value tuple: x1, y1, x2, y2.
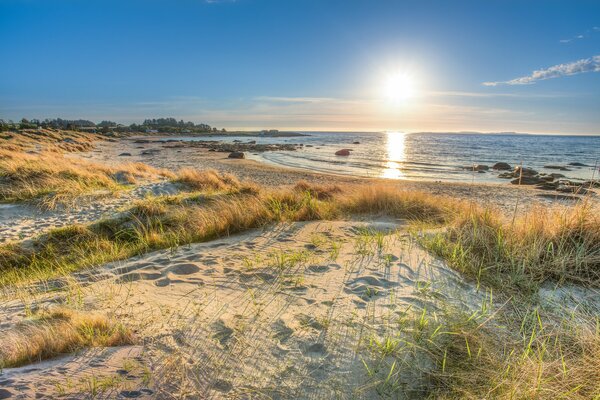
(492, 162, 511, 171)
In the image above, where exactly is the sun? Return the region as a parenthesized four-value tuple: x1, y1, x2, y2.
(382, 72, 416, 103)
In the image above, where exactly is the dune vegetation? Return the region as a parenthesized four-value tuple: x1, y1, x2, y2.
(0, 149, 174, 209)
(1, 171, 598, 293)
(1, 164, 599, 398)
(0, 307, 135, 369)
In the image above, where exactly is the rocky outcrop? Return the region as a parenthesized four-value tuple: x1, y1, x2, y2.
(335, 149, 351, 156)
(511, 176, 543, 185)
(492, 162, 511, 171)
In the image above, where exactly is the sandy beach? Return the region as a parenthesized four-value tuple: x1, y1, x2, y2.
(1, 132, 599, 399)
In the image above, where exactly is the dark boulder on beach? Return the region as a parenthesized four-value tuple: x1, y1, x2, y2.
(514, 166, 538, 177)
(511, 176, 543, 185)
(492, 162, 511, 171)
(353, 141, 360, 144)
(228, 151, 245, 159)
(335, 149, 351, 156)
(118, 152, 132, 156)
(568, 162, 588, 167)
(463, 164, 489, 171)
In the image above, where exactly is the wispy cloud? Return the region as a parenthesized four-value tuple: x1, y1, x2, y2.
(483, 55, 600, 86)
(559, 26, 599, 43)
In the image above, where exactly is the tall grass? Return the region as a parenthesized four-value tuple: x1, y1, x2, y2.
(0, 149, 173, 208)
(421, 202, 600, 293)
(363, 300, 600, 399)
(0, 182, 461, 286)
(1, 177, 598, 293)
(0, 307, 135, 368)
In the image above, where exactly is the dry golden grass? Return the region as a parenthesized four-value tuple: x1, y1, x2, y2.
(0, 129, 103, 152)
(0, 307, 135, 368)
(2, 180, 597, 291)
(401, 304, 600, 400)
(0, 149, 173, 209)
(173, 167, 240, 191)
(422, 201, 600, 292)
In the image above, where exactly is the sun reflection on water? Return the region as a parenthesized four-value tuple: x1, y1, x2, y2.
(382, 131, 406, 179)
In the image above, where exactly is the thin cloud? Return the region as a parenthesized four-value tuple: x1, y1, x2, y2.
(483, 55, 600, 86)
(559, 27, 599, 43)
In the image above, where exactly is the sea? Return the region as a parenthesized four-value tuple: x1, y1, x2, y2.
(177, 132, 600, 184)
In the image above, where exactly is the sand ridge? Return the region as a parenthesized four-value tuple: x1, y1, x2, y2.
(1, 219, 486, 398)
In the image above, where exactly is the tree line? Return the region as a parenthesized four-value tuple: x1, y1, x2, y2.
(0, 118, 225, 134)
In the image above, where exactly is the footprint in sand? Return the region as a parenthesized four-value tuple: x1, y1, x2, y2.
(303, 342, 327, 358)
(344, 275, 400, 299)
(272, 319, 294, 343)
(154, 278, 171, 287)
(211, 320, 234, 347)
(213, 379, 233, 393)
(167, 263, 201, 275)
(116, 271, 162, 283)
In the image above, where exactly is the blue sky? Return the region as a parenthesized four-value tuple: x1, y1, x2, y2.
(1, 0, 599, 134)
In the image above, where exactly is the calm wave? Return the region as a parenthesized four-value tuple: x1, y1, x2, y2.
(182, 132, 600, 183)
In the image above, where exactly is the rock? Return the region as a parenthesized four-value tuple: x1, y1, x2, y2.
(549, 173, 566, 179)
(134, 139, 152, 144)
(544, 165, 571, 171)
(464, 164, 489, 171)
(498, 172, 513, 179)
(540, 176, 555, 182)
(118, 152, 132, 157)
(352, 141, 360, 144)
(141, 149, 160, 156)
(535, 182, 558, 191)
(511, 176, 543, 185)
(62, 138, 77, 143)
(335, 149, 351, 156)
(568, 162, 588, 167)
(227, 151, 245, 159)
(557, 185, 587, 194)
(208, 148, 216, 152)
(582, 180, 600, 188)
(514, 166, 538, 177)
(492, 162, 511, 171)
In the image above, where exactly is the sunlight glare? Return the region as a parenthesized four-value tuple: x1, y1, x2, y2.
(382, 131, 406, 179)
(382, 72, 416, 103)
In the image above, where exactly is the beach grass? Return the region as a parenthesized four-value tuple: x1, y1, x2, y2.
(0, 307, 135, 368)
(421, 201, 600, 294)
(1, 171, 599, 399)
(0, 149, 174, 209)
(1, 177, 598, 291)
(0, 180, 461, 287)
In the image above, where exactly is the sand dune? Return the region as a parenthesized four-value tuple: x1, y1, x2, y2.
(0, 219, 487, 398)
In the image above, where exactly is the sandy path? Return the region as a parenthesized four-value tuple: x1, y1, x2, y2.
(1, 219, 484, 399)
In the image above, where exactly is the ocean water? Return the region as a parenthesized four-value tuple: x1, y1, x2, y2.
(180, 132, 600, 183)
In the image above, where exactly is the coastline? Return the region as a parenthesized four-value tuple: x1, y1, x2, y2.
(83, 136, 598, 212)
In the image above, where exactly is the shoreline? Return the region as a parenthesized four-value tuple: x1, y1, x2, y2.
(83, 137, 598, 212)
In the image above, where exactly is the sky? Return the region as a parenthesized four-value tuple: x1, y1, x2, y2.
(1, 0, 599, 134)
